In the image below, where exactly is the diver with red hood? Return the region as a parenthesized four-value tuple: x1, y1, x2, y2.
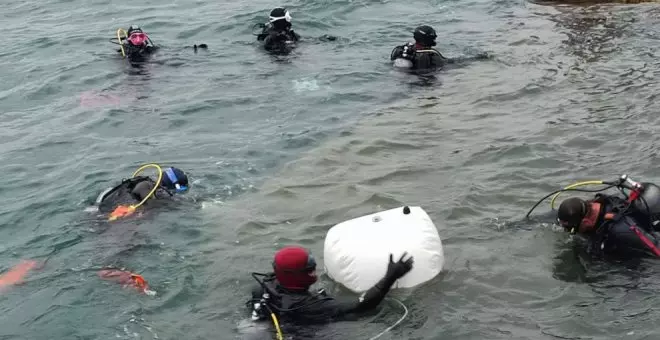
(248, 246, 414, 327)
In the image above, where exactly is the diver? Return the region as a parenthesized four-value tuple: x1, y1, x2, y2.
(112, 25, 208, 60)
(95, 166, 189, 220)
(248, 246, 414, 327)
(255, 7, 300, 54)
(390, 25, 489, 71)
(556, 175, 660, 258)
(254, 7, 336, 54)
(115, 25, 158, 60)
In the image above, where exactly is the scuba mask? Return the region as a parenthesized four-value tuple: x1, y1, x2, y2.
(269, 10, 292, 23)
(268, 8, 292, 31)
(128, 32, 148, 46)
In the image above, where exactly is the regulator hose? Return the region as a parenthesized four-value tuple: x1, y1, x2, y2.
(525, 185, 616, 219)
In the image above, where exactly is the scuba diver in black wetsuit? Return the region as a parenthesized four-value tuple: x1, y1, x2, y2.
(248, 246, 413, 333)
(116, 26, 159, 60)
(95, 166, 189, 220)
(112, 25, 208, 61)
(255, 8, 300, 54)
(529, 174, 660, 258)
(254, 7, 336, 55)
(390, 25, 489, 72)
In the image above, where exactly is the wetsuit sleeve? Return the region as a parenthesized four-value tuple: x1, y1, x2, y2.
(443, 51, 490, 65)
(297, 276, 396, 321)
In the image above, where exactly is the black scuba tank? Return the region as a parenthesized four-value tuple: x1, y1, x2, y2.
(635, 183, 660, 225)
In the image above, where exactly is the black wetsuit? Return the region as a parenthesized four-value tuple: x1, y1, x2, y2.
(583, 194, 660, 257)
(257, 25, 300, 53)
(96, 176, 173, 213)
(249, 273, 396, 325)
(390, 43, 449, 71)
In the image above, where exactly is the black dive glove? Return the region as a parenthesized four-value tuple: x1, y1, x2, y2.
(386, 253, 414, 281)
(355, 253, 414, 312)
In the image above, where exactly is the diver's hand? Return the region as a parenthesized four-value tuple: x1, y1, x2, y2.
(385, 253, 414, 281)
(319, 34, 336, 42)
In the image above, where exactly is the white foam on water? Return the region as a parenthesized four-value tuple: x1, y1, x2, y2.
(292, 79, 320, 92)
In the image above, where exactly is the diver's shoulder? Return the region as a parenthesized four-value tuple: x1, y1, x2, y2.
(416, 47, 442, 55)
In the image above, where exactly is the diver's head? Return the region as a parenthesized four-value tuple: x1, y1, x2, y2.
(126, 25, 148, 47)
(273, 246, 317, 290)
(161, 167, 189, 193)
(557, 197, 590, 233)
(413, 25, 437, 48)
(269, 7, 292, 31)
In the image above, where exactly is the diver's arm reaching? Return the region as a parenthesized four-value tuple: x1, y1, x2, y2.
(443, 51, 491, 65)
(302, 253, 414, 319)
(317, 34, 336, 42)
(354, 253, 414, 312)
(287, 32, 337, 42)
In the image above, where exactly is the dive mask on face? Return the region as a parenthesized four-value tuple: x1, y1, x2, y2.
(557, 218, 579, 234)
(305, 254, 317, 272)
(269, 10, 292, 23)
(128, 32, 148, 46)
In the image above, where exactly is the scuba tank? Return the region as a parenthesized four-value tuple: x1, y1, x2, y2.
(636, 182, 660, 224)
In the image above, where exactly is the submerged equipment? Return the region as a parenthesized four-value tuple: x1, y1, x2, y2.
(108, 163, 163, 221)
